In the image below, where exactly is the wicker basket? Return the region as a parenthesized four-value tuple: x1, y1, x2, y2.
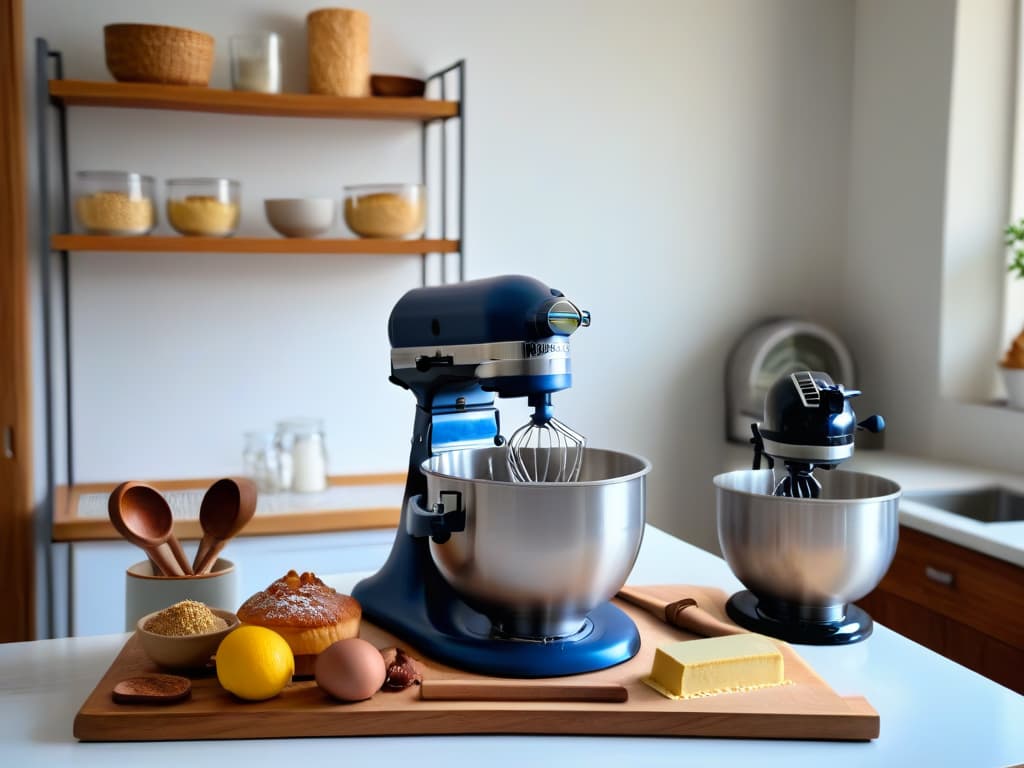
(104, 23, 215, 86)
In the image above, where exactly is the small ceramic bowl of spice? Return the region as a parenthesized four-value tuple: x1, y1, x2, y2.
(137, 600, 239, 670)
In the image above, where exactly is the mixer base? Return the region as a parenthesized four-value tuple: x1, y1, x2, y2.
(725, 590, 873, 645)
(361, 593, 641, 678)
(353, 533, 642, 678)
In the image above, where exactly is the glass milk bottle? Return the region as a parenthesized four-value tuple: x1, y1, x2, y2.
(275, 419, 328, 493)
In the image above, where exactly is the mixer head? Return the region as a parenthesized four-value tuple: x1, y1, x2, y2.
(751, 371, 885, 497)
(388, 275, 589, 397)
(388, 275, 590, 480)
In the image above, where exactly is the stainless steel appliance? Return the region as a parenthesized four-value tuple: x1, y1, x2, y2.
(715, 468, 900, 644)
(353, 275, 651, 677)
(715, 370, 899, 645)
(726, 319, 855, 444)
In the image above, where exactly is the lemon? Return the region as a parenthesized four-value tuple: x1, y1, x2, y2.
(216, 625, 294, 701)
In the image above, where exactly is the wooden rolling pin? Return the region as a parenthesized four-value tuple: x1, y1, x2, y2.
(616, 586, 746, 637)
(421, 680, 628, 703)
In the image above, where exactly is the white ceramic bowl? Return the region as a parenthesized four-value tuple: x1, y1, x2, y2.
(264, 198, 336, 238)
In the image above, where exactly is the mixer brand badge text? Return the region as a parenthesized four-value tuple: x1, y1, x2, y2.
(523, 341, 570, 357)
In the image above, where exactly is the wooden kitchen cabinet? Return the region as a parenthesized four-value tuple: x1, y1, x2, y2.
(857, 525, 1024, 693)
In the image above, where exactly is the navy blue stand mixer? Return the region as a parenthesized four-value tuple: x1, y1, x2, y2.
(353, 275, 646, 678)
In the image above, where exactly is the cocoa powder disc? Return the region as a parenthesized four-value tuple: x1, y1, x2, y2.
(112, 674, 191, 705)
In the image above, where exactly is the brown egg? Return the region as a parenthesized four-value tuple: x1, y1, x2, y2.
(315, 638, 386, 702)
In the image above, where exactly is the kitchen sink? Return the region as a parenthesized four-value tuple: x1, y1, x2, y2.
(903, 487, 1024, 523)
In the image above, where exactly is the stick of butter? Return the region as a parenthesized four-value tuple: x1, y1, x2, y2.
(643, 633, 785, 700)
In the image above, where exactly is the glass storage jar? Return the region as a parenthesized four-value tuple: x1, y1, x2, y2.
(242, 431, 283, 493)
(274, 418, 328, 493)
(343, 183, 426, 239)
(74, 171, 156, 235)
(166, 178, 241, 237)
(230, 33, 281, 93)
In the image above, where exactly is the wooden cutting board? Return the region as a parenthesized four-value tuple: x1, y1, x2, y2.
(74, 585, 879, 742)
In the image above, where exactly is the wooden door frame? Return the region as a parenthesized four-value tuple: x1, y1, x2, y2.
(0, 0, 35, 642)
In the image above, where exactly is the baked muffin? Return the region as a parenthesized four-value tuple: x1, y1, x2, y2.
(236, 570, 361, 676)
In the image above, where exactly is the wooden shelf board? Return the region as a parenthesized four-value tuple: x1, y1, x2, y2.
(53, 473, 404, 542)
(49, 79, 459, 121)
(52, 234, 459, 255)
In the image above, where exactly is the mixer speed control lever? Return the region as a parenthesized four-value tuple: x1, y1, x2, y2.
(415, 354, 454, 372)
(406, 491, 466, 544)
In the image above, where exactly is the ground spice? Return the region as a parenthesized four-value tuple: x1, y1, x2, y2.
(143, 600, 227, 636)
(344, 192, 425, 238)
(75, 191, 154, 235)
(167, 196, 240, 236)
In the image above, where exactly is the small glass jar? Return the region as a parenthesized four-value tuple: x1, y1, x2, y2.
(274, 419, 328, 493)
(243, 431, 282, 493)
(74, 171, 156, 235)
(230, 33, 281, 94)
(166, 178, 241, 237)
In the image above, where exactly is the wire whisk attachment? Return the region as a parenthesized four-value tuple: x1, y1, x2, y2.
(506, 398, 586, 483)
(773, 463, 823, 498)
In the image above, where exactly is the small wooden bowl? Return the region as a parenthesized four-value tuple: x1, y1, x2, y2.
(105, 23, 215, 86)
(370, 74, 426, 98)
(136, 608, 238, 670)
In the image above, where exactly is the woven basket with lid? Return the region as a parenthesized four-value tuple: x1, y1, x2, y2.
(104, 23, 215, 86)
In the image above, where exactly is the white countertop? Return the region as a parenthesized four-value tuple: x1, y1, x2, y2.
(2, 526, 1022, 767)
(723, 444, 1024, 567)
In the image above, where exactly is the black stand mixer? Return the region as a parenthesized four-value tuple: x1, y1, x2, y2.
(353, 275, 645, 677)
(750, 371, 885, 498)
(716, 371, 899, 645)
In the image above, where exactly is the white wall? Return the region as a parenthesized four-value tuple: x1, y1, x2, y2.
(24, 0, 857, 636)
(845, 0, 1024, 473)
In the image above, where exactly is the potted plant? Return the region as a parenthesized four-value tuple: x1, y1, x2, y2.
(1002, 219, 1024, 408)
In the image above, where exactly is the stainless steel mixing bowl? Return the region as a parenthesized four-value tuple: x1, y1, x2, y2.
(420, 447, 650, 639)
(715, 468, 901, 623)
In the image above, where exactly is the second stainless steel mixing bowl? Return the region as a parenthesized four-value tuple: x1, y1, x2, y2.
(715, 468, 901, 623)
(420, 447, 650, 639)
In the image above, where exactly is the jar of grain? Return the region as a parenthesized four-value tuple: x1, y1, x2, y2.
(74, 171, 156, 235)
(343, 183, 426, 239)
(166, 178, 241, 237)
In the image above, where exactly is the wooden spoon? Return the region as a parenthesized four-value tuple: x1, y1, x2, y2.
(192, 477, 257, 575)
(108, 482, 191, 576)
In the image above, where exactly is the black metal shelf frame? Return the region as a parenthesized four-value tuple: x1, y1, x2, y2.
(33, 37, 465, 635)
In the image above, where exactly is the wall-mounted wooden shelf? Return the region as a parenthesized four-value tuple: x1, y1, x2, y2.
(53, 473, 404, 542)
(49, 79, 459, 121)
(52, 234, 459, 255)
